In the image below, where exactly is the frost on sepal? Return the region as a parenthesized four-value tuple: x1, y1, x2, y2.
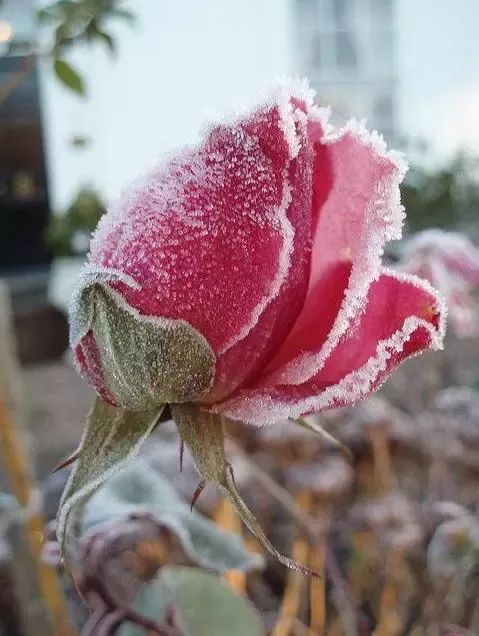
(57, 398, 163, 562)
(71, 273, 216, 410)
(171, 403, 319, 577)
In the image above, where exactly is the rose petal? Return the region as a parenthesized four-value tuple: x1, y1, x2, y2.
(208, 100, 319, 400)
(89, 89, 317, 398)
(75, 332, 116, 405)
(214, 270, 446, 425)
(265, 118, 407, 385)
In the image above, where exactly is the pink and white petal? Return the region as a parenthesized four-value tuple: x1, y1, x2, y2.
(89, 90, 315, 396)
(266, 118, 408, 385)
(214, 270, 446, 425)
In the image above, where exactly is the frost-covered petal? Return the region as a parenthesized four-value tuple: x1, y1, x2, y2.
(89, 90, 316, 399)
(208, 98, 317, 400)
(214, 270, 446, 425)
(264, 118, 407, 385)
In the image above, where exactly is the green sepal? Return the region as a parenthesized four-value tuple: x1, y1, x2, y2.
(70, 269, 216, 410)
(171, 404, 318, 577)
(57, 398, 163, 562)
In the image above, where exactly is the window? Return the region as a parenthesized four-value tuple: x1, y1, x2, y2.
(370, 0, 393, 25)
(373, 96, 394, 131)
(332, 0, 354, 29)
(336, 31, 358, 71)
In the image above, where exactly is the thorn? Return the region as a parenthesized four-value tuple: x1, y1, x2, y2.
(52, 446, 81, 473)
(228, 463, 237, 488)
(179, 439, 185, 473)
(190, 480, 206, 511)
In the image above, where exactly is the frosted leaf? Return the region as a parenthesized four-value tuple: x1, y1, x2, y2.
(81, 458, 263, 573)
(57, 399, 162, 561)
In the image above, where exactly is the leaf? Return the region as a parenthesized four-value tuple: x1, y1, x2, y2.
(118, 567, 263, 636)
(109, 8, 136, 23)
(171, 404, 318, 577)
(82, 457, 263, 573)
(37, 7, 61, 23)
(57, 398, 162, 561)
(95, 29, 116, 55)
(53, 58, 86, 96)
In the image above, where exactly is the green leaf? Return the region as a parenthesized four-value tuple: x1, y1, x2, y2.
(118, 567, 263, 636)
(109, 7, 136, 23)
(95, 29, 116, 54)
(57, 398, 163, 561)
(82, 457, 263, 573)
(171, 404, 318, 577)
(53, 58, 86, 96)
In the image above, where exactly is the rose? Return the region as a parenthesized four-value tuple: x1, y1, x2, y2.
(65, 81, 446, 573)
(71, 82, 445, 422)
(400, 229, 478, 337)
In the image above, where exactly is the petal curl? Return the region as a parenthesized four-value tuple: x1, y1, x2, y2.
(265, 118, 407, 385)
(214, 270, 446, 425)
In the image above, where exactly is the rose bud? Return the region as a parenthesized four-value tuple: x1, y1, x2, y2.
(63, 80, 446, 575)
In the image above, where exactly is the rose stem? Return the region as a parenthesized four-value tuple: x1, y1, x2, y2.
(0, 286, 76, 636)
(214, 497, 247, 594)
(271, 490, 311, 636)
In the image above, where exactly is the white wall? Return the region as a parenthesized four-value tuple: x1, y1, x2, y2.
(38, 0, 293, 211)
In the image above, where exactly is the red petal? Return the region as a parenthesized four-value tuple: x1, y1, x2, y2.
(89, 90, 316, 398)
(263, 118, 407, 385)
(75, 332, 116, 405)
(214, 270, 446, 425)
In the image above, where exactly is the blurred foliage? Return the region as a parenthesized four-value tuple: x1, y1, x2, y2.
(402, 153, 479, 234)
(46, 187, 106, 256)
(38, 0, 135, 95)
(119, 567, 263, 636)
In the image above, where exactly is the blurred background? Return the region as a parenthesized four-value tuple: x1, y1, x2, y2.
(0, 1, 478, 635)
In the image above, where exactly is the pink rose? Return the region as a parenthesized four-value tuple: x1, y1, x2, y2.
(71, 81, 446, 424)
(400, 229, 478, 337)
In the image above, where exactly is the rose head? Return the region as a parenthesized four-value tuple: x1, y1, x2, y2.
(71, 81, 446, 422)
(400, 229, 479, 337)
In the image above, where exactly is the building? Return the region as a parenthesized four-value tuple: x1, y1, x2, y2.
(0, 0, 51, 299)
(294, 0, 396, 140)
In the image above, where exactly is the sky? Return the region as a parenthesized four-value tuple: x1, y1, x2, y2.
(26, 0, 479, 207)
(397, 0, 479, 160)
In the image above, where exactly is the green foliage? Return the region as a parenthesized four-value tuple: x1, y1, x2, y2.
(402, 153, 479, 234)
(46, 187, 105, 256)
(118, 567, 263, 636)
(53, 57, 85, 94)
(38, 0, 135, 94)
